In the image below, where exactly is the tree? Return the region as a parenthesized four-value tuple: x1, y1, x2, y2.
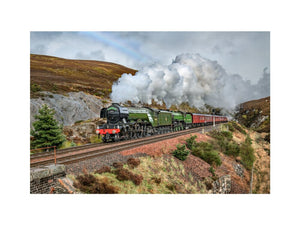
(31, 104, 65, 149)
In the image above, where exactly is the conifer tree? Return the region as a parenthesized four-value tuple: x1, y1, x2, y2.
(30, 104, 65, 149)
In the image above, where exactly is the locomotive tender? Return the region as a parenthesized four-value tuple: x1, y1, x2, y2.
(96, 103, 228, 142)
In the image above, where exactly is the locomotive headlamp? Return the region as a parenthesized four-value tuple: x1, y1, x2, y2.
(112, 130, 116, 134)
(96, 130, 99, 134)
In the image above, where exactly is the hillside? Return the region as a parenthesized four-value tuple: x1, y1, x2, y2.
(63, 123, 270, 194)
(30, 54, 137, 98)
(235, 96, 270, 133)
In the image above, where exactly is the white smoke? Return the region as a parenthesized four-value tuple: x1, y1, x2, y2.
(110, 53, 270, 109)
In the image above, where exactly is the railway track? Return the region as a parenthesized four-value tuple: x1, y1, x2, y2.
(30, 124, 222, 168)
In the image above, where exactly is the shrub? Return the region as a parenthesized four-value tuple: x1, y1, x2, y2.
(186, 135, 197, 150)
(31, 83, 41, 92)
(209, 166, 215, 176)
(115, 168, 131, 181)
(76, 174, 96, 186)
(74, 173, 118, 193)
(60, 140, 76, 149)
(90, 134, 102, 144)
(112, 162, 124, 169)
(90, 181, 119, 194)
(225, 142, 240, 157)
(114, 168, 143, 185)
(208, 130, 233, 142)
(172, 144, 190, 161)
(240, 136, 255, 170)
(191, 143, 222, 167)
(226, 122, 235, 132)
(127, 158, 141, 168)
(130, 174, 143, 185)
(194, 142, 213, 152)
(231, 121, 247, 134)
(151, 177, 162, 184)
(95, 166, 111, 174)
(200, 150, 222, 166)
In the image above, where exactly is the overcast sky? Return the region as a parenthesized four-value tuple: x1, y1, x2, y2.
(30, 31, 269, 84)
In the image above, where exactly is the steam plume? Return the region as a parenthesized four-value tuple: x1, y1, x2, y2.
(110, 53, 269, 109)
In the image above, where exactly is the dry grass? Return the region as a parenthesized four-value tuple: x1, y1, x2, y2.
(72, 156, 207, 194)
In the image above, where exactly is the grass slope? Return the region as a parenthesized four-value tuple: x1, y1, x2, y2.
(30, 54, 137, 98)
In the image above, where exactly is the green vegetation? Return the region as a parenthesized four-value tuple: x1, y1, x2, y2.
(192, 145, 222, 166)
(185, 125, 257, 170)
(90, 134, 102, 144)
(185, 136, 222, 167)
(228, 121, 247, 134)
(60, 140, 77, 149)
(30, 104, 66, 149)
(185, 135, 197, 150)
(224, 141, 240, 157)
(172, 144, 190, 161)
(30, 83, 41, 92)
(240, 135, 256, 170)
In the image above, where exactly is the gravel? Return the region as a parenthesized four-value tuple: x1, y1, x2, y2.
(66, 152, 147, 175)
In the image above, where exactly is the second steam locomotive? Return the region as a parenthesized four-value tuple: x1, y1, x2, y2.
(96, 103, 228, 142)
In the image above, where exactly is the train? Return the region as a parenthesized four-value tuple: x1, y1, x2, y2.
(96, 103, 228, 142)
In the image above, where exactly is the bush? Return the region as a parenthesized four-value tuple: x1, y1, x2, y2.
(226, 122, 235, 132)
(31, 83, 41, 92)
(90, 134, 102, 144)
(186, 135, 197, 150)
(200, 150, 222, 166)
(112, 162, 124, 169)
(127, 158, 141, 168)
(209, 166, 215, 176)
(224, 142, 240, 157)
(60, 140, 77, 149)
(172, 144, 190, 161)
(194, 142, 213, 152)
(208, 130, 233, 142)
(240, 136, 255, 170)
(191, 143, 222, 167)
(95, 166, 111, 174)
(231, 121, 247, 135)
(74, 173, 118, 193)
(114, 168, 143, 185)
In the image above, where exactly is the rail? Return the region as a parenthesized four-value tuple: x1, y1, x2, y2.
(30, 146, 57, 165)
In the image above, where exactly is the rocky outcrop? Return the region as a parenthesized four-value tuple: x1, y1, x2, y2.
(213, 175, 231, 194)
(63, 120, 106, 144)
(233, 163, 244, 177)
(30, 91, 111, 128)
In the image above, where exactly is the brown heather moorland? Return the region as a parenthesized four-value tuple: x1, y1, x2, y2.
(30, 54, 137, 98)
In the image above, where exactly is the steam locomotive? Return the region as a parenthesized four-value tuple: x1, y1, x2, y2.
(96, 103, 228, 142)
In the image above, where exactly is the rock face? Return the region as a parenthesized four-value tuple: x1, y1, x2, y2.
(30, 91, 111, 128)
(213, 175, 231, 194)
(233, 163, 244, 177)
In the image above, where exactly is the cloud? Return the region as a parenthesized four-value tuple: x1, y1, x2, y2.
(75, 50, 105, 61)
(30, 31, 270, 83)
